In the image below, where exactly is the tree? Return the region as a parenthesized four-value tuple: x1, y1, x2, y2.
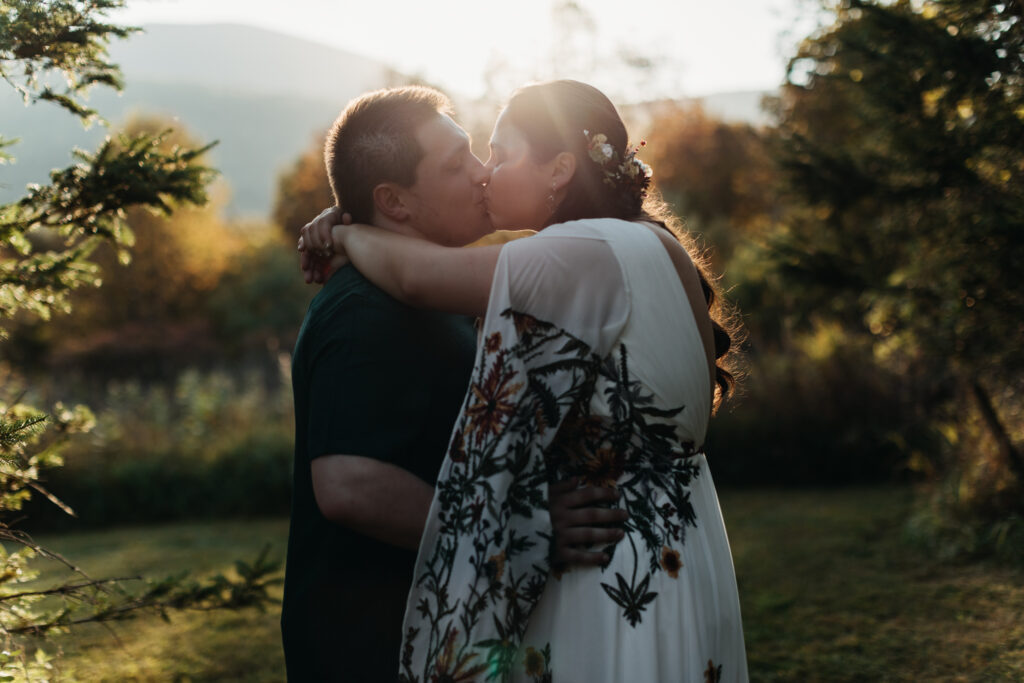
(272, 134, 334, 242)
(30, 116, 256, 376)
(1, 1, 277, 674)
(769, 0, 1024, 535)
(643, 103, 775, 262)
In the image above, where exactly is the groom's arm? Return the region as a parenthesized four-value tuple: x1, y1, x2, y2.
(306, 304, 628, 562)
(312, 453, 630, 561)
(312, 454, 431, 551)
(304, 303, 440, 551)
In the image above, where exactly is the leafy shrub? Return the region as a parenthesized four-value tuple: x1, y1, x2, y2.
(906, 497, 1024, 567)
(31, 368, 294, 529)
(705, 343, 929, 487)
(904, 383, 1024, 566)
(207, 232, 313, 352)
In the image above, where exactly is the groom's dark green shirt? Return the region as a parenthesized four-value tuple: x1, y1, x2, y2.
(283, 264, 476, 682)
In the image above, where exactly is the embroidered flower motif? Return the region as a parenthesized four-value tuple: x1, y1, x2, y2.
(469, 496, 485, 526)
(432, 628, 488, 682)
(450, 427, 467, 462)
(578, 414, 605, 442)
(554, 412, 625, 487)
(486, 550, 507, 583)
(523, 647, 544, 677)
(600, 571, 658, 627)
(534, 406, 548, 435)
(403, 319, 708, 675)
(465, 356, 523, 444)
(660, 546, 683, 578)
(485, 331, 502, 354)
(510, 310, 542, 338)
(579, 447, 626, 488)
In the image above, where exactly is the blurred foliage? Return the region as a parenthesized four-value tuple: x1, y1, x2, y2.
(0, 0, 280, 674)
(705, 339, 932, 486)
(773, 0, 1023, 376)
(23, 518, 290, 681)
(0, 0, 134, 122)
(641, 91, 925, 487)
(25, 369, 294, 529)
(70, 120, 243, 325)
(207, 228, 314, 351)
(6, 119, 312, 378)
(637, 1, 1023, 563)
(761, 0, 1024, 553)
(6, 118, 238, 378)
(273, 135, 335, 242)
(646, 103, 775, 259)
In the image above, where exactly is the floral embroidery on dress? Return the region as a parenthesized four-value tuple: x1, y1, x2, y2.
(400, 310, 705, 682)
(548, 345, 702, 626)
(704, 659, 723, 683)
(522, 644, 552, 683)
(400, 310, 598, 683)
(660, 546, 683, 578)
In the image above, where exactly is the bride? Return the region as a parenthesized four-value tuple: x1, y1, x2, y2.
(302, 79, 748, 683)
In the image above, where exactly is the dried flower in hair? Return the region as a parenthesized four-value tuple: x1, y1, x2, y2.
(583, 130, 653, 208)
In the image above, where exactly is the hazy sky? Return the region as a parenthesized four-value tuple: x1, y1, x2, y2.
(113, 0, 825, 100)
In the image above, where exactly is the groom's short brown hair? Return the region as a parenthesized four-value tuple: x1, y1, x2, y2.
(324, 86, 454, 224)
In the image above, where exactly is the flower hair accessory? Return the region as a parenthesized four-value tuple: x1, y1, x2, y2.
(583, 130, 652, 204)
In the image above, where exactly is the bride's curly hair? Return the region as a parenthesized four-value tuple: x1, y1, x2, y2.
(502, 79, 743, 411)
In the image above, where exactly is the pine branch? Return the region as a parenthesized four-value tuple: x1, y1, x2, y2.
(0, 415, 48, 451)
(0, 0, 137, 121)
(0, 577, 138, 603)
(0, 470, 76, 517)
(0, 546, 282, 636)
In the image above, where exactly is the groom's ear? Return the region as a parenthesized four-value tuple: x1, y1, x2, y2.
(372, 183, 412, 222)
(551, 151, 577, 192)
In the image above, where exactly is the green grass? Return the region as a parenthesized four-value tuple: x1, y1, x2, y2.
(721, 488, 1024, 682)
(25, 519, 289, 682)
(12, 489, 1024, 681)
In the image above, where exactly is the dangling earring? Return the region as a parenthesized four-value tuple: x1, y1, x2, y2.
(546, 182, 557, 214)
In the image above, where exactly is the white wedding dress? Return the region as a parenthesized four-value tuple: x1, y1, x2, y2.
(400, 219, 748, 683)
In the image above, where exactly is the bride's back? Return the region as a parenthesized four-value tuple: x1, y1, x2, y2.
(587, 218, 713, 452)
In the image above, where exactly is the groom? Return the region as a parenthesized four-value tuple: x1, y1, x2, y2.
(283, 86, 625, 682)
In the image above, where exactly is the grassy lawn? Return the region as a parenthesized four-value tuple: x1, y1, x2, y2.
(25, 519, 290, 682)
(721, 488, 1024, 682)
(13, 488, 1024, 681)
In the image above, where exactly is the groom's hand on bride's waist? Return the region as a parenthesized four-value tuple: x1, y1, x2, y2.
(548, 477, 629, 569)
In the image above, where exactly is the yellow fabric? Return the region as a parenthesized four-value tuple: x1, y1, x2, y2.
(465, 229, 536, 247)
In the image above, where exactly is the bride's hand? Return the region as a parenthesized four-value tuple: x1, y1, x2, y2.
(298, 206, 352, 283)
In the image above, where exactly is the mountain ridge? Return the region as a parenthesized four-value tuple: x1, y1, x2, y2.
(1, 24, 771, 218)
(107, 23, 396, 101)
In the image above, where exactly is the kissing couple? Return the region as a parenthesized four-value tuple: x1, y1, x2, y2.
(284, 79, 748, 682)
